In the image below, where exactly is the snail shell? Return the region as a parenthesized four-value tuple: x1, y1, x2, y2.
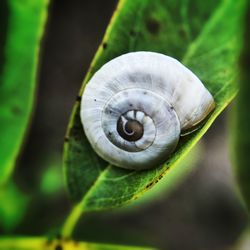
(80, 52, 215, 170)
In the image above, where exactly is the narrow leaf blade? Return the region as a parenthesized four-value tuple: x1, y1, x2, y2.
(0, 0, 49, 184)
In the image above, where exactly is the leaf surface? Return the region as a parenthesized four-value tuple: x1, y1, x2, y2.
(64, 0, 247, 212)
(0, 0, 49, 184)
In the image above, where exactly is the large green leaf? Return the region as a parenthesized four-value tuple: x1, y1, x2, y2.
(63, 0, 247, 229)
(0, 0, 49, 184)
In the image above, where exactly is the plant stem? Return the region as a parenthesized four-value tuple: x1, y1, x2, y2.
(61, 203, 84, 238)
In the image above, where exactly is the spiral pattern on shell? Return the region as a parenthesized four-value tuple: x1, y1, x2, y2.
(80, 52, 215, 170)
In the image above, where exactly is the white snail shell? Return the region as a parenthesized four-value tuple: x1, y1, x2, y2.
(80, 52, 215, 170)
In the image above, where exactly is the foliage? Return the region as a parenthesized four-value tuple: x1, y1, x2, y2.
(63, 0, 247, 237)
(0, 0, 248, 249)
(0, 0, 49, 185)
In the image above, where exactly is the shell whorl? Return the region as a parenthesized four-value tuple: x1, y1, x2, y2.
(80, 52, 215, 170)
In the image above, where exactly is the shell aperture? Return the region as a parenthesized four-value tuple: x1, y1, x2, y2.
(117, 111, 144, 142)
(80, 52, 215, 170)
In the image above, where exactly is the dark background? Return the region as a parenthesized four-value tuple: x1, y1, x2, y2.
(12, 0, 248, 249)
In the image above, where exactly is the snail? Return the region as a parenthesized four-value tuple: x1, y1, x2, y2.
(80, 52, 215, 170)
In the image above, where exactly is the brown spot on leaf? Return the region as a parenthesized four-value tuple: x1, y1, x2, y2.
(102, 42, 107, 49)
(11, 106, 22, 115)
(55, 244, 63, 250)
(179, 27, 188, 39)
(146, 18, 160, 35)
(146, 182, 154, 189)
(158, 174, 163, 180)
(76, 95, 81, 102)
(130, 30, 137, 36)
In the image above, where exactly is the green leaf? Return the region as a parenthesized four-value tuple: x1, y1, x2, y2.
(232, 3, 250, 212)
(0, 0, 49, 184)
(0, 237, 156, 250)
(64, 0, 247, 216)
(0, 182, 29, 232)
(129, 143, 201, 207)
